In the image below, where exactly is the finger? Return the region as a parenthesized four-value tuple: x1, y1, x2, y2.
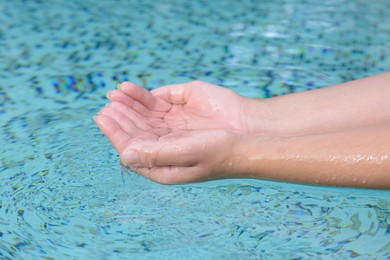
(98, 105, 141, 137)
(131, 165, 202, 184)
(109, 102, 169, 136)
(94, 114, 132, 153)
(107, 90, 166, 118)
(118, 81, 171, 112)
(151, 83, 189, 104)
(121, 141, 199, 168)
(151, 81, 206, 104)
(107, 102, 153, 132)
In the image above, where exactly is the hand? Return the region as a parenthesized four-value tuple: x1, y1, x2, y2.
(95, 75, 390, 189)
(94, 81, 248, 184)
(150, 80, 250, 132)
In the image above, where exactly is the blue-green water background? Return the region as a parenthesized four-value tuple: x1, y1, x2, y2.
(1, 0, 389, 258)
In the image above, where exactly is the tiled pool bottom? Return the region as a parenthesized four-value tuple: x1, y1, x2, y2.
(1, 0, 390, 258)
(2, 0, 390, 98)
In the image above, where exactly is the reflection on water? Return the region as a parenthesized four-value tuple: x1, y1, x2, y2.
(1, 0, 390, 258)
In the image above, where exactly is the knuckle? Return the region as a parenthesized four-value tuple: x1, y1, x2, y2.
(141, 146, 157, 168)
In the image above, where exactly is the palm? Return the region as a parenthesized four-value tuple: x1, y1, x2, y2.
(97, 81, 246, 147)
(153, 81, 246, 132)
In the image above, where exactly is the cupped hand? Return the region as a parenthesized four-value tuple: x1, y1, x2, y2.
(94, 81, 248, 184)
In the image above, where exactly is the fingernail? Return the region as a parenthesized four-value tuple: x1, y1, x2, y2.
(105, 103, 110, 108)
(106, 90, 111, 98)
(117, 83, 121, 89)
(93, 115, 97, 121)
(124, 149, 139, 165)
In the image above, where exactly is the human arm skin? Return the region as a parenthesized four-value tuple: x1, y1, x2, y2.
(232, 124, 390, 189)
(95, 73, 390, 189)
(97, 125, 390, 188)
(246, 72, 390, 136)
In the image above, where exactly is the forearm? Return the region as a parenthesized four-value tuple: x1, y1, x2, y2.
(233, 124, 390, 189)
(245, 72, 390, 135)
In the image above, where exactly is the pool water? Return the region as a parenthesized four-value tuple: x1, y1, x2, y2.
(1, 0, 390, 258)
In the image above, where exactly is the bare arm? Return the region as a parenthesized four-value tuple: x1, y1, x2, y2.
(246, 72, 390, 135)
(233, 124, 390, 189)
(96, 73, 390, 189)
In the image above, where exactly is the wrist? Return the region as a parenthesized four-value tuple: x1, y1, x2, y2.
(242, 97, 282, 135)
(242, 94, 322, 137)
(229, 133, 300, 182)
(224, 133, 274, 179)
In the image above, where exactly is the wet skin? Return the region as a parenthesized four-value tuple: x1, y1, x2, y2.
(95, 81, 250, 184)
(95, 73, 390, 189)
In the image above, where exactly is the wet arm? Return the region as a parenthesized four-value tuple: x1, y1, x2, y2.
(245, 72, 390, 135)
(233, 124, 390, 189)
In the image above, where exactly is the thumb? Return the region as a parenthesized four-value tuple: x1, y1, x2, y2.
(152, 84, 190, 105)
(121, 143, 198, 168)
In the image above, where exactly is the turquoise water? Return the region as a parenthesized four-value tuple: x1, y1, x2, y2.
(1, 0, 390, 258)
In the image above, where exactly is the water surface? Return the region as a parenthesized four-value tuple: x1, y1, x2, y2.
(1, 0, 390, 258)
